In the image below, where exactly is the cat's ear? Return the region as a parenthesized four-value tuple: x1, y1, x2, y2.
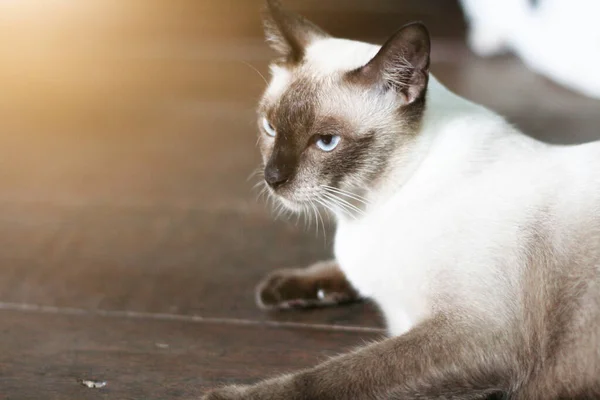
(262, 0, 330, 63)
(350, 22, 431, 103)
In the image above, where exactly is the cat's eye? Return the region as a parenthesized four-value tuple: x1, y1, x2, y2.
(315, 134, 341, 152)
(262, 117, 276, 137)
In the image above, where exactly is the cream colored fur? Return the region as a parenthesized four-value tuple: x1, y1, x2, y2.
(270, 37, 600, 336)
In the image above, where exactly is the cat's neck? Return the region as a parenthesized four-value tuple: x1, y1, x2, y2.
(336, 76, 532, 222)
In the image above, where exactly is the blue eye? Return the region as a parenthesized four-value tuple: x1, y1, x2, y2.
(315, 135, 341, 152)
(262, 117, 276, 137)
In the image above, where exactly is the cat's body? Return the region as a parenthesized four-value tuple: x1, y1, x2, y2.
(335, 74, 600, 337)
(203, 2, 600, 399)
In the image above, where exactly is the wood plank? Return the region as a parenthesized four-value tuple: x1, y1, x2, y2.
(0, 309, 381, 399)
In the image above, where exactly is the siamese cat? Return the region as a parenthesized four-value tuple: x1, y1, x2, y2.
(203, 1, 600, 398)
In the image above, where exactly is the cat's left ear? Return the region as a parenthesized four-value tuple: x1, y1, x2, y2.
(262, 0, 330, 63)
(349, 22, 431, 104)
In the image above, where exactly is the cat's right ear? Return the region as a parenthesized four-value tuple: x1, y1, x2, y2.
(349, 22, 431, 104)
(262, 0, 329, 63)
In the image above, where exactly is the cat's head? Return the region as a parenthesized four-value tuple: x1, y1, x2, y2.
(257, 0, 431, 215)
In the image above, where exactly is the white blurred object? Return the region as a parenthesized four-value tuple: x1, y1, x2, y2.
(459, 0, 600, 99)
(81, 380, 107, 389)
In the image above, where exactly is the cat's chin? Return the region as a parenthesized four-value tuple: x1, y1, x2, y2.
(275, 196, 305, 213)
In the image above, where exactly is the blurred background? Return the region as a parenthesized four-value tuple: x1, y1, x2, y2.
(0, 1, 598, 399)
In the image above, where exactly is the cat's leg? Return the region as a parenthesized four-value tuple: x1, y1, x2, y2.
(255, 260, 361, 310)
(202, 314, 519, 400)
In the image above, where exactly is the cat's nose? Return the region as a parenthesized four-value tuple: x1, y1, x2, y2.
(264, 165, 290, 189)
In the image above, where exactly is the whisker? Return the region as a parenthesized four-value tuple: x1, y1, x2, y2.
(321, 185, 370, 206)
(255, 186, 268, 202)
(331, 186, 370, 204)
(322, 192, 365, 217)
(304, 204, 311, 231)
(296, 205, 303, 226)
(323, 189, 369, 207)
(321, 184, 366, 198)
(315, 201, 327, 245)
(252, 180, 266, 190)
(311, 202, 319, 238)
(314, 197, 332, 215)
(329, 192, 366, 215)
(247, 167, 264, 182)
(240, 61, 268, 86)
(320, 193, 357, 220)
(273, 200, 288, 221)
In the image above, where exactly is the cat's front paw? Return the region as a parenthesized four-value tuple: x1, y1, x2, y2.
(201, 385, 249, 400)
(256, 268, 320, 310)
(256, 262, 359, 310)
(203, 374, 309, 400)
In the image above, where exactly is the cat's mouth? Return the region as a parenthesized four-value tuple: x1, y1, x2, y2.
(277, 196, 304, 212)
(264, 183, 318, 213)
(268, 189, 306, 212)
(268, 184, 367, 217)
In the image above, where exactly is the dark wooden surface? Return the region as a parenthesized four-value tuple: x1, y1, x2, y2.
(0, 0, 599, 398)
(0, 308, 383, 399)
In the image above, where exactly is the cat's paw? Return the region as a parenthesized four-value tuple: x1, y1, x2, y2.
(201, 385, 248, 400)
(255, 263, 359, 310)
(256, 268, 321, 310)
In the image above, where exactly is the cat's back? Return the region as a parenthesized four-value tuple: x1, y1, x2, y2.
(547, 140, 600, 214)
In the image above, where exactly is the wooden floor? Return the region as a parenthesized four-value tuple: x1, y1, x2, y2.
(0, 1, 599, 399)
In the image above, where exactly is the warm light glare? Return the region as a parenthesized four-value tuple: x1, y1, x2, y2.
(0, 1, 255, 128)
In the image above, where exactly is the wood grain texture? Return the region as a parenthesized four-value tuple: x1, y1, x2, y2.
(0, 309, 381, 399)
